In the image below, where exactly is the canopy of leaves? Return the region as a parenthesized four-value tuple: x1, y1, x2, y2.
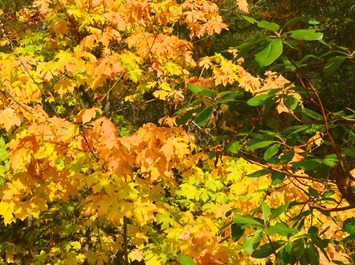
(0, 0, 354, 265)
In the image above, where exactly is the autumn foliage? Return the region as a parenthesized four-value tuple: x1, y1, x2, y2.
(0, 0, 354, 264)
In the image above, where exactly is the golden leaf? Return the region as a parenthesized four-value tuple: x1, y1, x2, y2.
(74, 108, 102, 124)
(0, 108, 21, 132)
(237, 0, 249, 13)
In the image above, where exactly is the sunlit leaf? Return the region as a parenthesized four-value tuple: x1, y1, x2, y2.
(290, 29, 323, 41)
(255, 38, 283, 67)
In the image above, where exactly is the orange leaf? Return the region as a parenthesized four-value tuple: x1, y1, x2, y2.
(237, 0, 249, 13)
(0, 108, 21, 132)
(74, 108, 102, 124)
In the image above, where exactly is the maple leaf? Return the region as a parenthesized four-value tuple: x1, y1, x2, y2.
(32, 0, 50, 14)
(0, 200, 16, 225)
(237, 0, 249, 13)
(306, 131, 324, 152)
(0, 108, 21, 132)
(74, 108, 102, 124)
(94, 56, 125, 79)
(49, 17, 69, 36)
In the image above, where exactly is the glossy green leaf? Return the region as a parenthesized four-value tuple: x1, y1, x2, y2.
(247, 140, 278, 151)
(292, 160, 321, 170)
(195, 105, 213, 126)
(305, 243, 319, 265)
(231, 223, 245, 242)
(259, 200, 271, 222)
(267, 222, 299, 236)
(235, 37, 268, 57)
(264, 144, 280, 161)
(307, 18, 320, 25)
(176, 109, 196, 125)
(301, 107, 323, 120)
(322, 154, 338, 167)
(188, 83, 216, 98)
(271, 171, 285, 185)
(247, 94, 274, 106)
(251, 240, 285, 258)
(255, 38, 283, 67)
(232, 215, 263, 226)
(284, 96, 299, 110)
(324, 56, 347, 76)
(243, 231, 262, 254)
(218, 91, 244, 103)
(179, 255, 196, 265)
(257, 20, 280, 32)
(342, 148, 355, 158)
(290, 29, 323, 41)
(308, 226, 319, 236)
(242, 15, 258, 24)
(342, 218, 355, 234)
(291, 238, 306, 258)
(269, 203, 289, 221)
(226, 141, 241, 154)
(247, 169, 273, 178)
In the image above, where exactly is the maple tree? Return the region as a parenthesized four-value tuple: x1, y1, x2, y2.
(0, 0, 354, 265)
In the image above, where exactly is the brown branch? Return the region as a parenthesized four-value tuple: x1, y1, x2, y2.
(309, 203, 355, 212)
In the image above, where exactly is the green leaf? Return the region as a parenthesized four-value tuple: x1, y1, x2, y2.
(0, 138, 8, 161)
(308, 226, 319, 236)
(247, 94, 274, 106)
(187, 83, 216, 98)
(284, 96, 299, 110)
(259, 200, 271, 222)
(267, 222, 299, 236)
(226, 141, 241, 154)
(271, 171, 285, 185)
(247, 169, 272, 178)
(235, 37, 267, 58)
(176, 109, 196, 125)
(264, 144, 280, 161)
(195, 105, 213, 126)
(307, 18, 320, 25)
(342, 218, 355, 234)
(305, 243, 319, 265)
(301, 107, 323, 120)
(232, 215, 263, 226)
(342, 148, 355, 157)
(322, 154, 338, 167)
(292, 160, 321, 170)
(255, 38, 283, 67)
(291, 238, 306, 258)
(218, 91, 244, 103)
(282, 17, 302, 30)
(242, 15, 258, 24)
(324, 56, 347, 76)
(269, 203, 289, 221)
(243, 231, 262, 254)
(290, 29, 323, 41)
(247, 140, 278, 151)
(257, 20, 280, 32)
(251, 240, 285, 258)
(179, 255, 196, 265)
(231, 223, 245, 242)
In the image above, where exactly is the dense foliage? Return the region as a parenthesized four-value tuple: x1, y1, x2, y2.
(0, 0, 354, 264)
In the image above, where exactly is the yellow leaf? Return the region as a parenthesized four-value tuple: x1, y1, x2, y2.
(0, 201, 16, 225)
(49, 17, 69, 35)
(0, 108, 21, 132)
(237, 0, 249, 13)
